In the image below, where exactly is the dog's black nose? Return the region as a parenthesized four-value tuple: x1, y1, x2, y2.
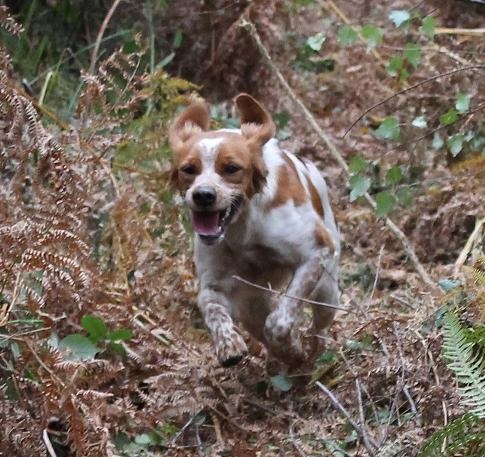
(193, 186, 216, 207)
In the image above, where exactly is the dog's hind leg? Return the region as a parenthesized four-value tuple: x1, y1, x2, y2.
(198, 288, 248, 367)
(308, 260, 339, 358)
(236, 295, 271, 345)
(311, 263, 339, 333)
(263, 254, 325, 365)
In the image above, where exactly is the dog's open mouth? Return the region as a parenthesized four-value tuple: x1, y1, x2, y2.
(191, 197, 243, 245)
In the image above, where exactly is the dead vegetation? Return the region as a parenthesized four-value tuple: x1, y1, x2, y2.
(1, 1, 484, 456)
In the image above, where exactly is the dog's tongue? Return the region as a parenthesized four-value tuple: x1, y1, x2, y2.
(191, 211, 220, 235)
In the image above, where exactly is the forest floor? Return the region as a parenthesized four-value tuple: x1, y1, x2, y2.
(1, 1, 484, 456)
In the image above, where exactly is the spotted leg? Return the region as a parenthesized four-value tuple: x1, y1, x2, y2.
(198, 288, 248, 367)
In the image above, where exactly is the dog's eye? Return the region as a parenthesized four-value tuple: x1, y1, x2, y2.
(223, 164, 242, 174)
(181, 164, 197, 175)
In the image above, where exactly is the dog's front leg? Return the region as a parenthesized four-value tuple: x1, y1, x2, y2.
(198, 288, 248, 367)
(264, 255, 324, 364)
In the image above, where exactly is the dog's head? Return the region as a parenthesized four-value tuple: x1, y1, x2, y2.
(169, 93, 276, 245)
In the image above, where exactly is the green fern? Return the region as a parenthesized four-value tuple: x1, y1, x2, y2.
(419, 413, 485, 457)
(442, 312, 485, 418)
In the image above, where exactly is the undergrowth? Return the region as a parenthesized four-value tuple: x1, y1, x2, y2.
(1, 1, 485, 456)
(419, 258, 485, 456)
(0, 6, 203, 455)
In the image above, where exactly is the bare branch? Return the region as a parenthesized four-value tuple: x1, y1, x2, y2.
(232, 275, 350, 312)
(90, 0, 122, 74)
(316, 381, 378, 457)
(343, 65, 485, 138)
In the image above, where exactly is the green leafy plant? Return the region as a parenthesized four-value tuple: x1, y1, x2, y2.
(420, 262, 485, 456)
(59, 315, 133, 360)
(348, 154, 411, 216)
(442, 312, 485, 417)
(419, 413, 485, 457)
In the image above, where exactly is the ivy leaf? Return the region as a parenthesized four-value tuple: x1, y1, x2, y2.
(81, 315, 108, 343)
(110, 342, 126, 355)
(108, 328, 133, 342)
(59, 334, 100, 361)
(455, 93, 470, 114)
(348, 155, 368, 173)
(349, 175, 371, 201)
(420, 16, 436, 39)
(471, 134, 485, 150)
(396, 187, 413, 207)
(404, 43, 421, 69)
(306, 32, 326, 51)
(432, 132, 444, 150)
(439, 108, 459, 126)
(375, 117, 400, 140)
(375, 192, 397, 217)
(270, 374, 294, 392)
(464, 130, 475, 142)
(386, 56, 403, 77)
(337, 25, 358, 47)
(134, 433, 153, 446)
(389, 10, 411, 28)
(317, 350, 338, 364)
(411, 116, 427, 129)
(446, 133, 464, 156)
(438, 279, 460, 292)
(399, 67, 410, 83)
(386, 165, 403, 185)
(361, 25, 383, 51)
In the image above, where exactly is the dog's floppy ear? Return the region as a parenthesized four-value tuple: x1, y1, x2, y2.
(168, 100, 210, 151)
(235, 93, 276, 148)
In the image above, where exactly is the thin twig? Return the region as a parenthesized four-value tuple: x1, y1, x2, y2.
(343, 65, 485, 138)
(454, 216, 485, 277)
(232, 275, 349, 312)
(402, 385, 417, 416)
(414, 330, 448, 431)
(89, 0, 122, 74)
(25, 340, 65, 387)
(316, 381, 378, 456)
(365, 245, 384, 315)
(42, 429, 58, 457)
(398, 102, 485, 151)
(210, 413, 224, 447)
(339, 350, 381, 430)
(171, 411, 203, 445)
(0, 272, 20, 326)
(242, 19, 437, 291)
(356, 379, 379, 454)
(289, 421, 307, 457)
(434, 27, 485, 36)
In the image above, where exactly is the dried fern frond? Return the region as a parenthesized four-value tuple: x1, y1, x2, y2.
(0, 6, 23, 35)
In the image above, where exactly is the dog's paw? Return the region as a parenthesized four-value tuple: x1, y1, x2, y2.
(264, 312, 304, 364)
(215, 331, 248, 367)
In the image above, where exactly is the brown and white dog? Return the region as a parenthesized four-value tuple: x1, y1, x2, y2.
(169, 94, 340, 367)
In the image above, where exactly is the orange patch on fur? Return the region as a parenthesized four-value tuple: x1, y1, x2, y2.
(315, 223, 335, 252)
(214, 139, 265, 198)
(306, 178, 324, 218)
(267, 154, 307, 209)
